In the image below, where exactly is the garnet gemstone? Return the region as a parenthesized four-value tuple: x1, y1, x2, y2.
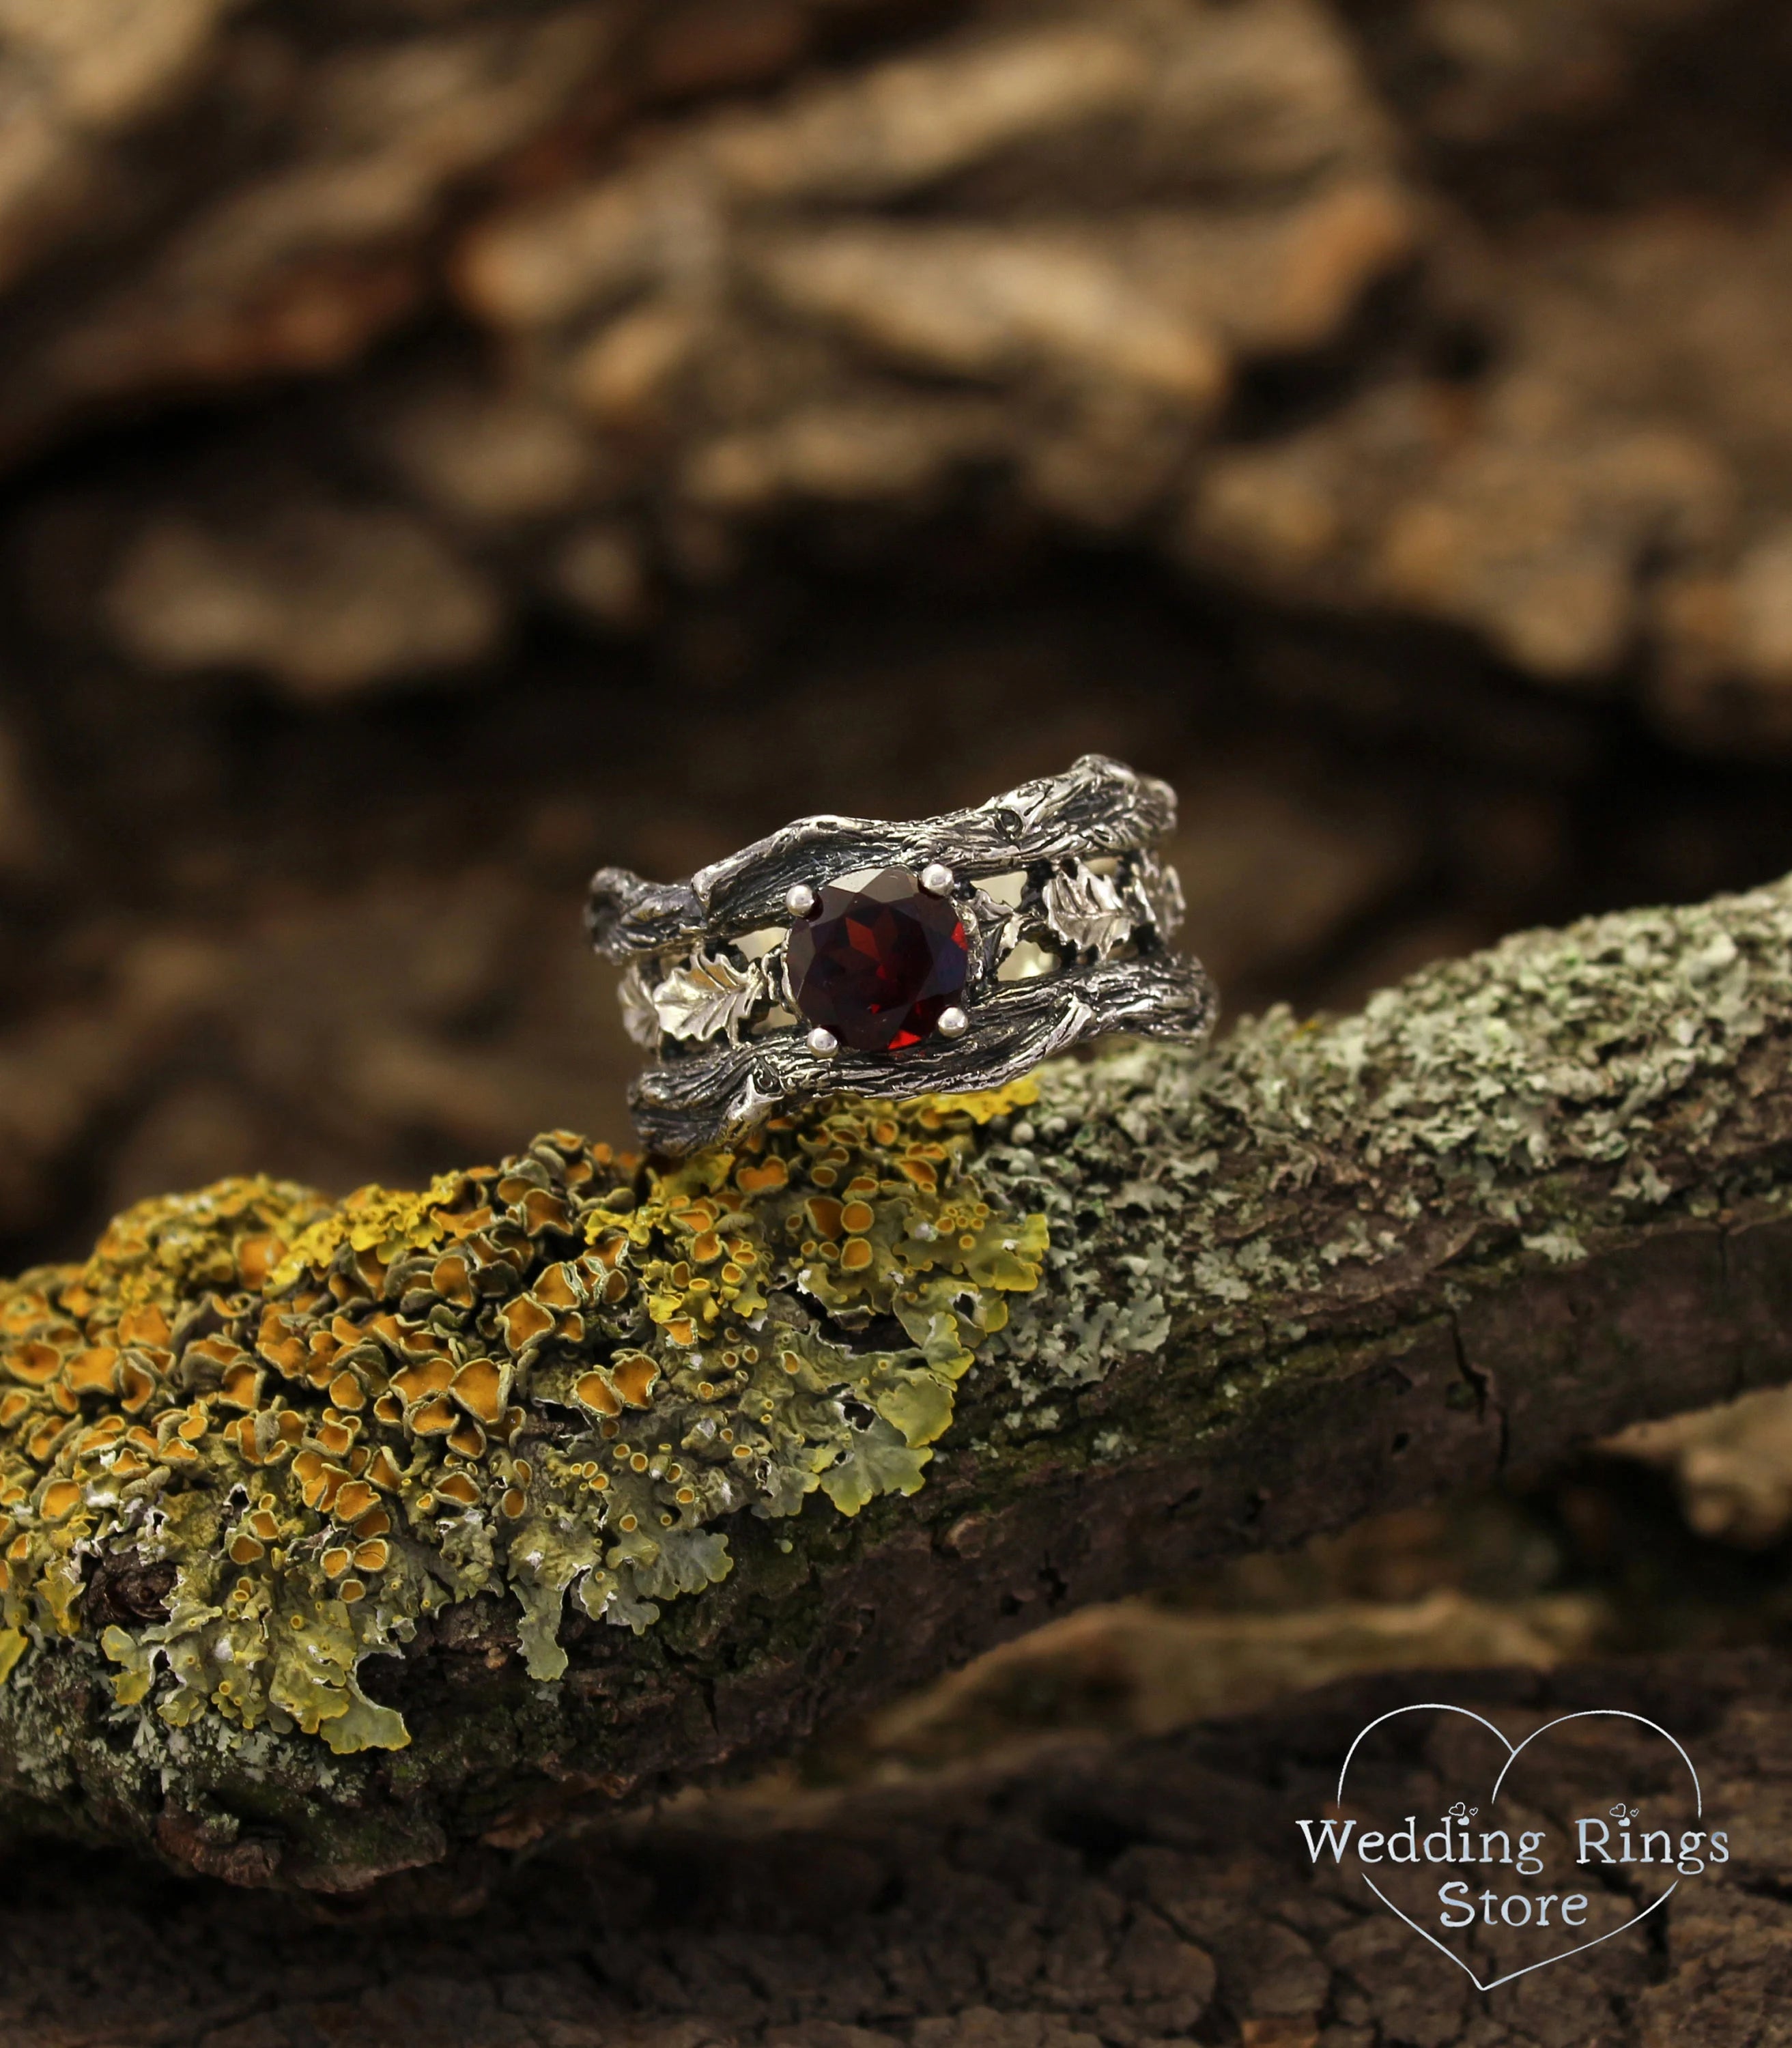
(786, 868, 969, 1053)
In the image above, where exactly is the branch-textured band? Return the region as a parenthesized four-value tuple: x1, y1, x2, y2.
(586, 754, 1217, 1152)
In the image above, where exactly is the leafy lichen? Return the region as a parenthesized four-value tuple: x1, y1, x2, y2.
(0, 1086, 1045, 1755)
(978, 878, 1792, 1422)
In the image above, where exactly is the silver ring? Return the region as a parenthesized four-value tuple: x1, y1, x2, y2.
(587, 754, 1217, 1154)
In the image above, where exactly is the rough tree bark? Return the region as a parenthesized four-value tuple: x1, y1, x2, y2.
(8, 0, 1792, 1300)
(5, 1646, 1790, 2047)
(4, 870, 1791, 1893)
(4, 0, 1792, 746)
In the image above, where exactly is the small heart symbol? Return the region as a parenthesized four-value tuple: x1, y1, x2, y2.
(1329, 1703, 1703, 1992)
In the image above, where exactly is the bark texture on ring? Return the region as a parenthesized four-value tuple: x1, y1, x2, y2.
(586, 756, 1217, 1152)
(586, 754, 1176, 956)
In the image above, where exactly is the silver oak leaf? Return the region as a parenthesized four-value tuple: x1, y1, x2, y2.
(1042, 864, 1134, 957)
(1133, 850, 1185, 941)
(618, 963, 661, 1048)
(651, 952, 763, 1044)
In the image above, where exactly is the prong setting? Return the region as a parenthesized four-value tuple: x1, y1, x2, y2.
(588, 755, 1217, 1154)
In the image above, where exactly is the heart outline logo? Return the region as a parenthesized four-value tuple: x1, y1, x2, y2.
(1334, 1703, 1703, 1992)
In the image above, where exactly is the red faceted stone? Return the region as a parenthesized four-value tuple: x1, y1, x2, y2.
(786, 868, 969, 1053)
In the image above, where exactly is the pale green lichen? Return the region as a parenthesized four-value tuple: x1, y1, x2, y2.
(0, 1085, 1046, 1755)
(979, 877, 1792, 1417)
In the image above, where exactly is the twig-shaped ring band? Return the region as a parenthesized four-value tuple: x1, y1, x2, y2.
(587, 754, 1217, 1153)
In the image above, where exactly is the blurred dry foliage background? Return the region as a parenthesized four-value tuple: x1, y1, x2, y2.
(9, 0, 1792, 1980)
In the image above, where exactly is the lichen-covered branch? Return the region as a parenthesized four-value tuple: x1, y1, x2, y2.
(3, 874, 1792, 1890)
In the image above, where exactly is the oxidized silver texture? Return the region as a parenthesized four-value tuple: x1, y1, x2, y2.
(587, 754, 1217, 1154)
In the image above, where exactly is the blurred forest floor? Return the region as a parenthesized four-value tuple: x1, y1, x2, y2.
(7, 1, 1792, 2037)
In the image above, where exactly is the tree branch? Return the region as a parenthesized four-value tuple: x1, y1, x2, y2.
(3, 874, 1791, 1890)
(8, 1642, 1788, 2047)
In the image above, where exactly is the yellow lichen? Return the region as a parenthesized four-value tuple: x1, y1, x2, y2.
(0, 1085, 1045, 1752)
